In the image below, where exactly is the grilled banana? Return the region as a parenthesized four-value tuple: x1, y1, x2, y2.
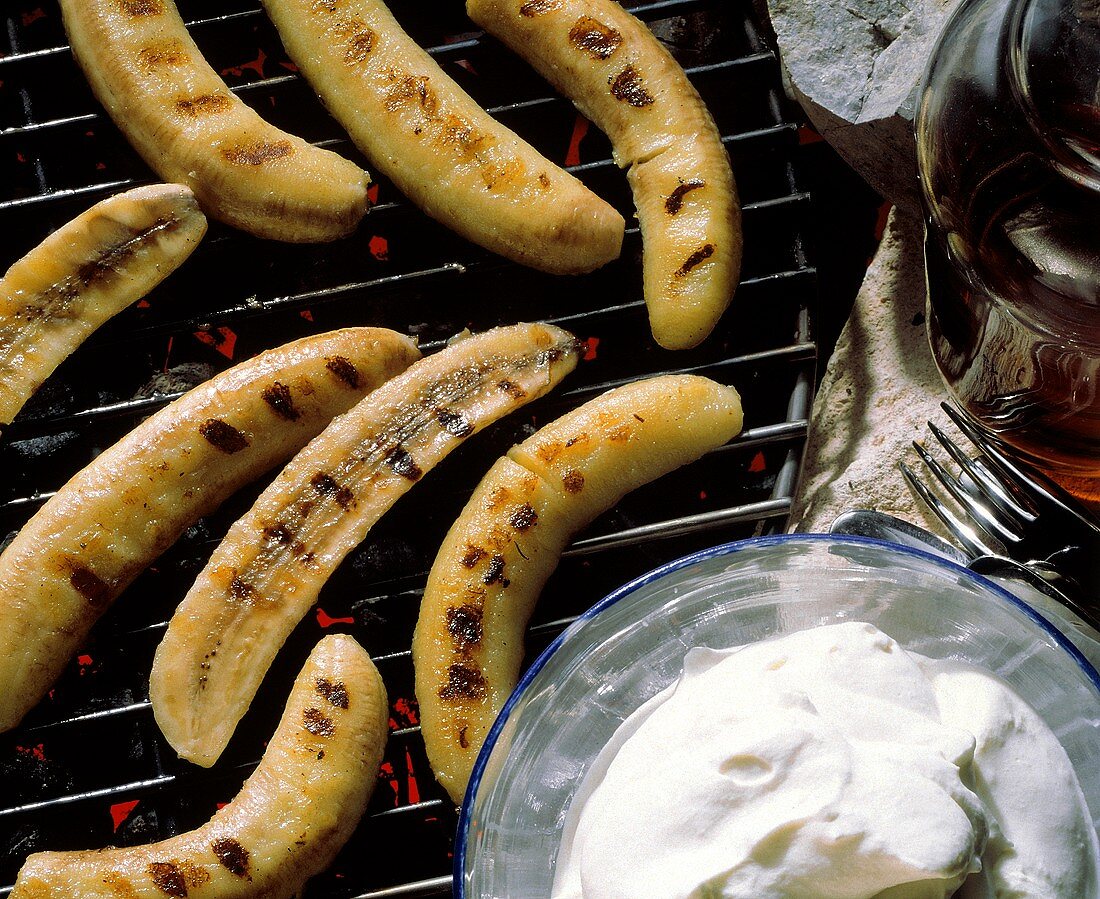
(0, 184, 206, 429)
(414, 374, 743, 802)
(151, 323, 581, 767)
(11, 634, 388, 899)
(260, 0, 624, 274)
(59, 0, 371, 242)
(0, 328, 419, 732)
(466, 0, 741, 348)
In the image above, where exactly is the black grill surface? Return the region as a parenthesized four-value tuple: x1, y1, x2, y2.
(0, 0, 816, 894)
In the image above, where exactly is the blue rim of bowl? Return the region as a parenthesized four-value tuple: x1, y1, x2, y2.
(452, 532, 1100, 895)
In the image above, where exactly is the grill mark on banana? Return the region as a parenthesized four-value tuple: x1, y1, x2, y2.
(258, 0, 625, 274)
(568, 15, 622, 59)
(466, 0, 741, 348)
(59, 0, 371, 242)
(151, 323, 580, 767)
(0, 328, 419, 732)
(413, 374, 743, 802)
(665, 179, 704, 215)
(0, 184, 206, 430)
(10, 634, 388, 899)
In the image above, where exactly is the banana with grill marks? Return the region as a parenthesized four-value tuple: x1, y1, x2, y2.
(467, 0, 741, 349)
(0, 184, 206, 429)
(59, 0, 371, 242)
(414, 374, 743, 802)
(151, 323, 581, 766)
(0, 328, 419, 732)
(260, 0, 624, 273)
(11, 634, 388, 899)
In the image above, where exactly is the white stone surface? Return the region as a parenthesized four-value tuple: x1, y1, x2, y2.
(789, 208, 950, 534)
(767, 0, 960, 208)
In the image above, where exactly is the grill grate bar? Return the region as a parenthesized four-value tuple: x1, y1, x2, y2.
(733, 418, 809, 449)
(1, 345, 812, 514)
(4, 328, 815, 444)
(23, 705, 431, 742)
(1, 402, 810, 520)
(620, 191, 808, 239)
(0, 178, 134, 212)
(0, 122, 789, 216)
(0, 0, 711, 68)
(1, 111, 95, 137)
(0, 118, 793, 237)
(555, 342, 815, 400)
(110, 184, 800, 340)
(564, 499, 792, 555)
(350, 876, 454, 899)
(19, 701, 151, 734)
(0, 760, 445, 823)
(371, 800, 447, 820)
(0, 774, 176, 820)
(0, 38, 766, 139)
(0, 55, 779, 212)
(3, 409, 797, 513)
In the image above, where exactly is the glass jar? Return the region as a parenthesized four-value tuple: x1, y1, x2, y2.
(917, 0, 1100, 501)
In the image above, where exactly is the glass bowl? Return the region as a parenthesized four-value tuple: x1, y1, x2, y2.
(455, 534, 1100, 897)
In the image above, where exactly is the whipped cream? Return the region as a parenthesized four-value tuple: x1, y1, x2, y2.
(551, 622, 1098, 899)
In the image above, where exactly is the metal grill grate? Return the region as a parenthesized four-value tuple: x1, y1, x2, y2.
(0, 0, 815, 894)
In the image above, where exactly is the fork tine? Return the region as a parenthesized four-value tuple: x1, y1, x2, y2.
(940, 403, 1043, 498)
(911, 440, 1020, 548)
(969, 456, 1036, 520)
(926, 422, 1035, 525)
(941, 402, 1100, 537)
(899, 460, 1000, 558)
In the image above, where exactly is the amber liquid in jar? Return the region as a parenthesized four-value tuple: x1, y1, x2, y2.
(919, 0, 1100, 501)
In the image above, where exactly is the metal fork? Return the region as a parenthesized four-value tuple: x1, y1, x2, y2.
(901, 402, 1100, 625)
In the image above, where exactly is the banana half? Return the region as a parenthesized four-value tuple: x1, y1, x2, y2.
(414, 374, 744, 803)
(467, 0, 741, 349)
(260, 0, 624, 274)
(0, 183, 206, 429)
(12, 634, 388, 899)
(59, 0, 371, 242)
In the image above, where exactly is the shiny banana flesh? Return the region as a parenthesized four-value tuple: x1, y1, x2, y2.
(151, 323, 581, 767)
(414, 374, 744, 802)
(629, 135, 740, 350)
(260, 0, 624, 274)
(11, 634, 388, 899)
(466, 0, 741, 348)
(59, 0, 371, 242)
(0, 184, 207, 429)
(0, 328, 419, 732)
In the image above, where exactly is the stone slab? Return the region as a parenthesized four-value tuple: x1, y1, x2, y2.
(767, 0, 960, 209)
(788, 207, 951, 534)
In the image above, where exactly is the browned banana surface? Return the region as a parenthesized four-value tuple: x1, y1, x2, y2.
(467, 0, 741, 348)
(0, 184, 207, 428)
(0, 328, 419, 732)
(414, 374, 744, 802)
(59, 0, 370, 242)
(151, 323, 580, 767)
(261, 0, 624, 274)
(11, 634, 388, 899)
